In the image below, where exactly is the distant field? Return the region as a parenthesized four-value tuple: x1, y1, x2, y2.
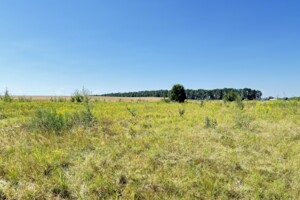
(0, 99, 299, 199)
(13, 96, 162, 102)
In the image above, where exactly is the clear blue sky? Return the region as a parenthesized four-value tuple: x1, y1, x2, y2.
(0, 0, 299, 97)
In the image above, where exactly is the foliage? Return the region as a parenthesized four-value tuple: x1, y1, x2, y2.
(30, 109, 73, 134)
(126, 106, 137, 117)
(234, 113, 253, 129)
(204, 116, 218, 128)
(161, 97, 171, 103)
(71, 87, 90, 103)
(169, 84, 187, 103)
(1, 89, 13, 102)
(72, 107, 97, 127)
(178, 108, 185, 117)
(101, 88, 262, 100)
(223, 91, 240, 102)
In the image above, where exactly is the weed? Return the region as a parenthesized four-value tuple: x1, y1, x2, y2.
(234, 113, 252, 129)
(29, 109, 73, 134)
(2, 89, 13, 103)
(0, 190, 7, 200)
(72, 109, 97, 128)
(235, 99, 245, 110)
(204, 116, 218, 128)
(200, 100, 205, 107)
(178, 108, 185, 117)
(127, 106, 137, 117)
(71, 87, 90, 103)
(162, 97, 171, 103)
(52, 170, 71, 199)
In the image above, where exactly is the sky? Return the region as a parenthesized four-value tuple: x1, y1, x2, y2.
(0, 0, 299, 97)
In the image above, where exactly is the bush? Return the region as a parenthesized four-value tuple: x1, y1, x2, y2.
(30, 109, 73, 134)
(161, 97, 171, 103)
(204, 116, 218, 129)
(224, 91, 240, 102)
(2, 89, 13, 102)
(178, 108, 185, 117)
(30, 107, 98, 134)
(72, 109, 98, 127)
(224, 91, 244, 110)
(71, 88, 90, 103)
(169, 84, 187, 103)
(234, 113, 252, 129)
(235, 98, 245, 110)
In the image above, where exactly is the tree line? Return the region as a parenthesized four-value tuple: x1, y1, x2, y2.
(99, 88, 262, 100)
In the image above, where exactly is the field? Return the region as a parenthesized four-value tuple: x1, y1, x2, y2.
(0, 99, 299, 199)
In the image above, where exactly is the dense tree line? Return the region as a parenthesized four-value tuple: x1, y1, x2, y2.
(99, 88, 262, 100)
(100, 90, 169, 98)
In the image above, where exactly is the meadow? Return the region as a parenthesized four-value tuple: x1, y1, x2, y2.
(0, 98, 299, 199)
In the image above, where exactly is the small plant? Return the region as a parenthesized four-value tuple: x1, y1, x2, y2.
(18, 96, 26, 102)
(127, 106, 137, 117)
(30, 109, 73, 134)
(58, 97, 66, 102)
(52, 170, 71, 199)
(200, 100, 205, 107)
(178, 108, 185, 117)
(204, 116, 218, 129)
(72, 108, 97, 127)
(235, 98, 245, 110)
(0, 113, 7, 120)
(2, 89, 13, 102)
(18, 96, 32, 102)
(71, 87, 90, 103)
(234, 113, 252, 129)
(162, 97, 171, 103)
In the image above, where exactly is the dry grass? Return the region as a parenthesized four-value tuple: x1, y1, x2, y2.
(0, 100, 299, 199)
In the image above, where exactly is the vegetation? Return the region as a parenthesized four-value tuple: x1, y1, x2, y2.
(1, 89, 13, 102)
(169, 84, 187, 103)
(70, 87, 90, 103)
(100, 88, 262, 100)
(0, 98, 299, 199)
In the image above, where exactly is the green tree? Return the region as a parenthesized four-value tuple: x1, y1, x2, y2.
(169, 84, 187, 103)
(223, 91, 240, 102)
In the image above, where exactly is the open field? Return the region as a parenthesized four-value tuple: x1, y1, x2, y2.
(0, 99, 299, 199)
(12, 96, 162, 102)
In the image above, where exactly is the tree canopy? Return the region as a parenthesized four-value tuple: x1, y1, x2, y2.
(100, 88, 262, 100)
(169, 84, 186, 103)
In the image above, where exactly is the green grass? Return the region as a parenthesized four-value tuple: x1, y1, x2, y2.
(0, 100, 299, 199)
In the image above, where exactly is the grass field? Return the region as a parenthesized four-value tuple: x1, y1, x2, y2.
(0, 99, 299, 199)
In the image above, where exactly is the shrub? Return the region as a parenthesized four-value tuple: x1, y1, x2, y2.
(72, 108, 97, 127)
(30, 107, 98, 134)
(235, 98, 245, 110)
(30, 109, 73, 134)
(127, 106, 137, 117)
(204, 116, 218, 129)
(70, 87, 90, 103)
(2, 89, 13, 102)
(178, 108, 185, 117)
(223, 91, 240, 102)
(224, 91, 244, 110)
(234, 113, 252, 129)
(70, 90, 84, 103)
(169, 84, 187, 103)
(161, 97, 171, 103)
(17, 96, 32, 102)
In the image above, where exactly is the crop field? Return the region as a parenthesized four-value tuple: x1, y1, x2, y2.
(0, 99, 299, 199)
